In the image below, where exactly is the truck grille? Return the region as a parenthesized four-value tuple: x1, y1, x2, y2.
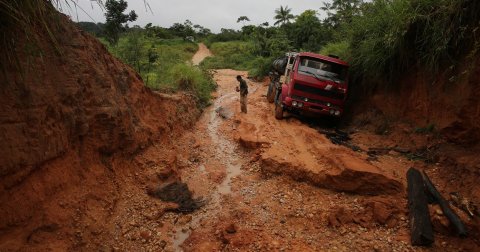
(293, 84, 344, 100)
(291, 95, 326, 106)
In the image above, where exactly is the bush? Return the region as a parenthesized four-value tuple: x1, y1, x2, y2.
(320, 41, 351, 61)
(201, 41, 276, 79)
(168, 63, 216, 107)
(248, 57, 274, 79)
(339, 0, 480, 83)
(200, 41, 256, 70)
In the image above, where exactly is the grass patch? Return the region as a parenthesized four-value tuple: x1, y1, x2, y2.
(102, 35, 198, 88)
(320, 41, 351, 61)
(100, 34, 216, 107)
(167, 63, 216, 107)
(200, 41, 274, 79)
(200, 41, 256, 70)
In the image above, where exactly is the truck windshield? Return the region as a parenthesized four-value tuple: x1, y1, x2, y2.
(297, 57, 347, 82)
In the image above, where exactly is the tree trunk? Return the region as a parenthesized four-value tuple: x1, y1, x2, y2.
(407, 168, 434, 246)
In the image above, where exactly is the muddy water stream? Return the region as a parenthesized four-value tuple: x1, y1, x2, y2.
(172, 91, 242, 251)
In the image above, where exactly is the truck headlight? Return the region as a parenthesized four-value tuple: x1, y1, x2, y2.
(292, 101, 298, 107)
(327, 103, 331, 107)
(335, 110, 341, 116)
(298, 102, 303, 108)
(329, 109, 335, 115)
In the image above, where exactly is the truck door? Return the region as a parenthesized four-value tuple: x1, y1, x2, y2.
(284, 55, 296, 83)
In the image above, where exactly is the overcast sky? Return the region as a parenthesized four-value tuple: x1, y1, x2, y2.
(59, 0, 330, 33)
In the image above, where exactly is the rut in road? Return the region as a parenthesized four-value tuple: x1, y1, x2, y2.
(172, 69, 253, 250)
(170, 44, 253, 251)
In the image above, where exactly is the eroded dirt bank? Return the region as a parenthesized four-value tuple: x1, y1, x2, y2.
(0, 13, 200, 250)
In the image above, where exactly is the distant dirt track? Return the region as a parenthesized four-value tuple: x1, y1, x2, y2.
(191, 43, 212, 65)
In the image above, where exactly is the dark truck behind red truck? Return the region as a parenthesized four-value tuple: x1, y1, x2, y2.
(267, 52, 349, 120)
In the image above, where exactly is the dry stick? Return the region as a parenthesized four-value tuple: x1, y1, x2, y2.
(407, 168, 434, 246)
(422, 171, 468, 237)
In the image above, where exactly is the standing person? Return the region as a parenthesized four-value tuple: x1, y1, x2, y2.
(236, 75, 248, 113)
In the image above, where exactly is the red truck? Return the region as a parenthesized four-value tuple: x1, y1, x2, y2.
(266, 52, 349, 120)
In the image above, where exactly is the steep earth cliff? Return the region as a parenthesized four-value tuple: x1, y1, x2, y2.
(0, 13, 199, 250)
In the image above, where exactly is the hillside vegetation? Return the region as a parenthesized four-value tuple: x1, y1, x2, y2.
(201, 0, 479, 88)
(100, 35, 215, 106)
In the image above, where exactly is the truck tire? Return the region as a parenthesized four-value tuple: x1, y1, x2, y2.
(266, 82, 275, 103)
(275, 102, 283, 120)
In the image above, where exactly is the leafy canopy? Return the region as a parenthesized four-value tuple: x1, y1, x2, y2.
(104, 0, 137, 45)
(274, 5, 295, 26)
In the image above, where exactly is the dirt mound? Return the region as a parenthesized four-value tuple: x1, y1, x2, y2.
(0, 12, 199, 250)
(233, 113, 403, 195)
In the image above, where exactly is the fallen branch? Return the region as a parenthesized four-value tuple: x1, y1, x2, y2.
(422, 171, 468, 237)
(407, 168, 434, 246)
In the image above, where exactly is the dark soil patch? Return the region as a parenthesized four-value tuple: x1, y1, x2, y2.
(148, 181, 205, 213)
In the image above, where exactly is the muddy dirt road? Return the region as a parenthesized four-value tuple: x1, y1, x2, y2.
(152, 65, 467, 251)
(191, 43, 213, 65)
(157, 45, 479, 251)
(160, 68, 411, 251)
(97, 46, 477, 251)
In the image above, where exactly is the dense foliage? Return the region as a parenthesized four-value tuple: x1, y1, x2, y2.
(325, 0, 479, 84)
(203, 0, 480, 89)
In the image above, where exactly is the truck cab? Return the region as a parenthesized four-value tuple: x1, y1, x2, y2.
(271, 52, 349, 120)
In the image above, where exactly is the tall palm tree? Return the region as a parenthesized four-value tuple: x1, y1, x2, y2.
(274, 5, 294, 26)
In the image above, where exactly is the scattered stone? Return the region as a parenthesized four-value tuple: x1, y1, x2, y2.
(159, 240, 167, 249)
(225, 223, 237, 234)
(215, 106, 233, 119)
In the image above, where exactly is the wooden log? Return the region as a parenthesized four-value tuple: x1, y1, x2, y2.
(407, 168, 434, 246)
(422, 171, 468, 237)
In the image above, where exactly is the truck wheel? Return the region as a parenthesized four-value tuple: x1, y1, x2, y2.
(266, 82, 275, 103)
(275, 102, 283, 120)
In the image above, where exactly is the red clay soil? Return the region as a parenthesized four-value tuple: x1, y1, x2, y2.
(173, 69, 478, 251)
(0, 13, 199, 250)
(348, 61, 480, 237)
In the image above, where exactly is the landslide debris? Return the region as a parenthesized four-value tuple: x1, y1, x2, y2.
(233, 110, 403, 195)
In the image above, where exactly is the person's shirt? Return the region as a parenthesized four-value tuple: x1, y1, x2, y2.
(239, 79, 248, 96)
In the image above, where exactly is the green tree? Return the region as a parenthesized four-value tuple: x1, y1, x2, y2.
(169, 20, 195, 39)
(237, 16, 250, 26)
(104, 0, 137, 45)
(321, 0, 363, 28)
(120, 31, 144, 73)
(289, 10, 330, 51)
(274, 5, 295, 26)
(193, 24, 212, 38)
(146, 46, 158, 85)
